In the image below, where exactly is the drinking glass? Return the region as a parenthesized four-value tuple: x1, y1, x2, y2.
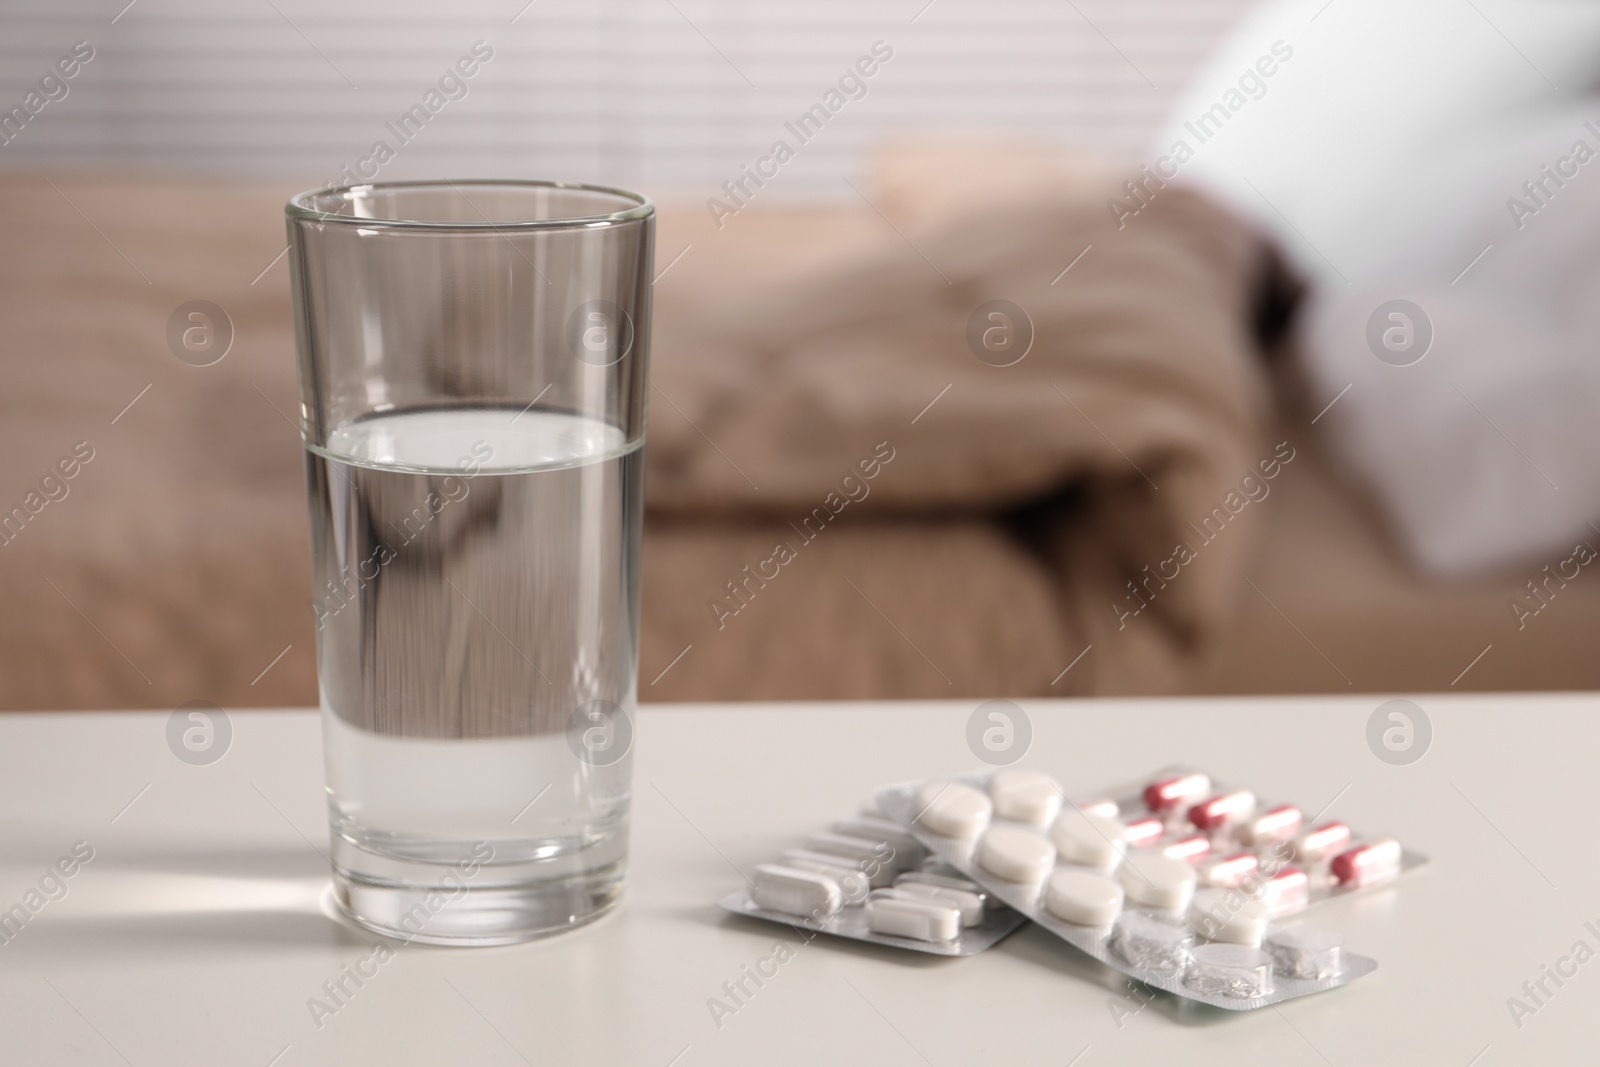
(285, 180, 653, 943)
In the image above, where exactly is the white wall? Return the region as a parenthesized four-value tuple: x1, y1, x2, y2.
(0, 0, 1254, 195)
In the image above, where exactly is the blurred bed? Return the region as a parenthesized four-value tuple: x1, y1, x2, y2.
(2, 146, 1595, 711)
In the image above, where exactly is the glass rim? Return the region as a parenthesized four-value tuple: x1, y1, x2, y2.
(285, 178, 654, 231)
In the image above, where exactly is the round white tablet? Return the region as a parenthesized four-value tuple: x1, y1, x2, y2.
(1118, 851, 1196, 911)
(913, 781, 993, 840)
(978, 825, 1057, 883)
(987, 769, 1063, 825)
(1044, 868, 1125, 926)
(1051, 808, 1128, 869)
(1188, 889, 1269, 946)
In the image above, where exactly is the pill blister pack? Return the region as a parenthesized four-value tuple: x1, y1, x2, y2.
(718, 810, 1029, 956)
(873, 767, 1424, 1010)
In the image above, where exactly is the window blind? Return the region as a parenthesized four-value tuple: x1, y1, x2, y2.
(0, 0, 1254, 194)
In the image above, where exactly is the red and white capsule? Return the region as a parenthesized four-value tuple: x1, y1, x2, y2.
(1198, 851, 1259, 889)
(1076, 798, 1122, 819)
(1142, 772, 1211, 813)
(1293, 821, 1352, 863)
(1123, 815, 1164, 849)
(1241, 804, 1303, 846)
(1188, 790, 1256, 831)
(1330, 838, 1402, 887)
(1161, 833, 1212, 865)
(1259, 865, 1310, 917)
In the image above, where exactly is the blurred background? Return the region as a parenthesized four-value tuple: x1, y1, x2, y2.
(4, 0, 1598, 710)
(0, 1, 1240, 186)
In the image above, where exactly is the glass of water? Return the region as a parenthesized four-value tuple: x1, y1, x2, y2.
(285, 180, 653, 944)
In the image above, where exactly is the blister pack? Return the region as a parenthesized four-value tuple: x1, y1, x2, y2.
(873, 767, 1425, 1009)
(719, 809, 1029, 956)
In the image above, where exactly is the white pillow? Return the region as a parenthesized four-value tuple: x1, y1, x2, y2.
(1155, 0, 1600, 574)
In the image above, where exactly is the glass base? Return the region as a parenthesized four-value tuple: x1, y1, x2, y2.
(330, 838, 625, 945)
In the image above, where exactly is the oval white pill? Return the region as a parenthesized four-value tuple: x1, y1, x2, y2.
(751, 864, 842, 918)
(866, 895, 962, 942)
(807, 831, 895, 867)
(778, 847, 866, 872)
(1051, 808, 1128, 869)
(988, 769, 1063, 825)
(896, 869, 981, 893)
(833, 816, 920, 859)
(1188, 889, 1269, 946)
(978, 825, 1057, 883)
(913, 782, 992, 840)
(881, 882, 986, 926)
(779, 847, 891, 889)
(777, 853, 871, 904)
(1118, 851, 1196, 911)
(1044, 868, 1125, 926)
(805, 832, 905, 887)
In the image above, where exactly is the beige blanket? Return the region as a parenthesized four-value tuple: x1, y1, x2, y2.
(644, 142, 1273, 695)
(0, 147, 1272, 709)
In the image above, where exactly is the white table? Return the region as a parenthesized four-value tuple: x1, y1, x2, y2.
(0, 695, 1592, 1065)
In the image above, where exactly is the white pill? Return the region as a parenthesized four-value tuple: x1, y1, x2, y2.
(866, 895, 962, 942)
(751, 864, 842, 918)
(779, 847, 890, 890)
(895, 869, 981, 893)
(805, 832, 905, 886)
(1118, 851, 1196, 911)
(913, 782, 993, 840)
(1043, 868, 1125, 926)
(776, 852, 871, 903)
(979, 825, 1058, 883)
(988, 769, 1063, 825)
(832, 816, 921, 858)
(881, 882, 985, 926)
(1188, 889, 1269, 946)
(1051, 808, 1128, 869)
(807, 831, 897, 867)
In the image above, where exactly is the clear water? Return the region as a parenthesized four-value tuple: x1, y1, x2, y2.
(305, 407, 642, 888)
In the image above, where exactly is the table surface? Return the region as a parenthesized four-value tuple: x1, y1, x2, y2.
(0, 694, 1593, 1066)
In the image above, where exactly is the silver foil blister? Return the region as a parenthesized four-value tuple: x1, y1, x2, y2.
(718, 827, 1027, 956)
(873, 767, 1423, 1010)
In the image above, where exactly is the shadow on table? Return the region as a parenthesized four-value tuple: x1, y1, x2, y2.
(18, 844, 640, 958)
(3, 842, 364, 957)
(95, 841, 331, 881)
(10, 905, 361, 961)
